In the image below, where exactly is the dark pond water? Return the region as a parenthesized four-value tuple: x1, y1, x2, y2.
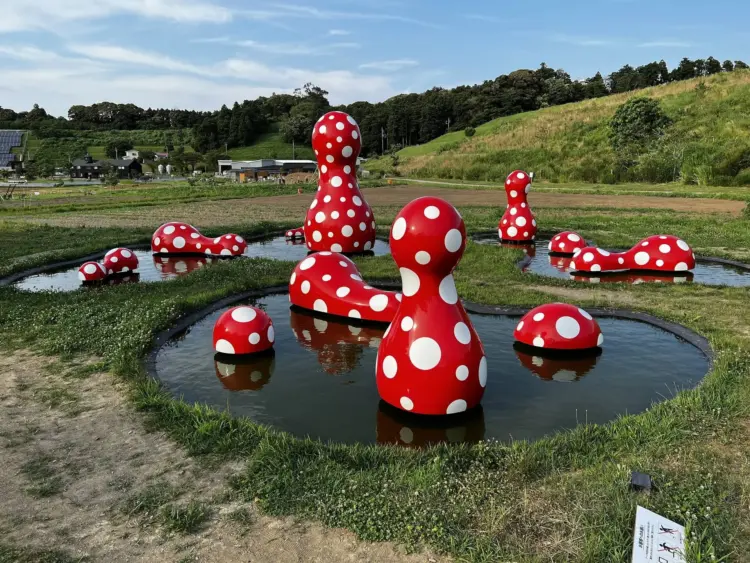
(474, 235, 750, 287)
(155, 293, 708, 447)
(12, 236, 391, 293)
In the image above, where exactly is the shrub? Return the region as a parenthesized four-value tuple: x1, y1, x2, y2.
(609, 97, 672, 153)
(733, 169, 750, 186)
(464, 126, 476, 138)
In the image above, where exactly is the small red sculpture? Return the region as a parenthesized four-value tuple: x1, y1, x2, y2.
(498, 170, 537, 243)
(376, 196, 487, 416)
(151, 222, 247, 256)
(304, 111, 376, 254)
(103, 247, 139, 275)
(286, 227, 305, 240)
(213, 306, 275, 355)
(548, 232, 585, 255)
(78, 261, 107, 282)
(289, 252, 400, 323)
(570, 235, 695, 274)
(514, 303, 603, 351)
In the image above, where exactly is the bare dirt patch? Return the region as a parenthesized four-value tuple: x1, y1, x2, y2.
(0, 350, 445, 563)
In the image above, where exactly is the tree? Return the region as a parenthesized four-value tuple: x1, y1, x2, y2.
(105, 138, 134, 158)
(464, 126, 476, 137)
(609, 97, 672, 155)
(585, 72, 609, 98)
(139, 150, 156, 162)
(705, 57, 722, 75)
(735, 60, 749, 70)
(722, 60, 735, 73)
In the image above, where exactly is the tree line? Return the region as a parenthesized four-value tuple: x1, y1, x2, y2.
(1, 56, 747, 160)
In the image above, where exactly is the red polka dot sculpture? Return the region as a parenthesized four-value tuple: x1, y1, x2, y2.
(498, 170, 537, 243)
(570, 235, 696, 275)
(286, 227, 305, 240)
(376, 196, 487, 416)
(78, 261, 107, 282)
(213, 306, 275, 356)
(305, 111, 376, 254)
(103, 247, 139, 275)
(549, 232, 585, 255)
(514, 303, 603, 351)
(151, 222, 247, 256)
(289, 252, 400, 323)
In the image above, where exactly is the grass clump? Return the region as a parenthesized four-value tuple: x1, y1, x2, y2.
(160, 501, 212, 534)
(122, 481, 180, 518)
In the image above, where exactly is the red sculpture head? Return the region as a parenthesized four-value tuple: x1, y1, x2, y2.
(312, 111, 362, 179)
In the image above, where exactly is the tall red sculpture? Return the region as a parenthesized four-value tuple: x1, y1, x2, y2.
(376, 197, 487, 416)
(304, 111, 376, 253)
(498, 170, 537, 243)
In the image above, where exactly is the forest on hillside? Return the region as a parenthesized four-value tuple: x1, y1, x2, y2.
(1, 56, 747, 161)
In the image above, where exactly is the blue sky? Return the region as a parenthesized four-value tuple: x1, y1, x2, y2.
(0, 0, 747, 117)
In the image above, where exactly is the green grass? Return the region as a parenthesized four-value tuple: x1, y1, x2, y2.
(160, 501, 212, 534)
(228, 130, 314, 161)
(123, 481, 180, 517)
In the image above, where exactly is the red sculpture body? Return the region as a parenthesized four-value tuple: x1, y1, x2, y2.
(78, 261, 107, 282)
(514, 303, 603, 351)
(548, 232, 585, 255)
(213, 306, 275, 355)
(103, 247, 139, 275)
(570, 235, 696, 274)
(286, 227, 305, 240)
(498, 170, 537, 243)
(376, 196, 487, 416)
(151, 222, 247, 256)
(304, 111, 376, 253)
(289, 252, 400, 323)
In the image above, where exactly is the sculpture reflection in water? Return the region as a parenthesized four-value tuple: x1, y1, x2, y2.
(571, 272, 694, 284)
(289, 308, 384, 375)
(214, 352, 276, 391)
(152, 255, 215, 279)
(376, 401, 485, 448)
(513, 344, 601, 383)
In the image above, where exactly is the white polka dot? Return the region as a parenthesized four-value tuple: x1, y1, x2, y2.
(445, 229, 462, 252)
(642, 242, 649, 247)
(154, 237, 161, 246)
(364, 241, 372, 250)
(439, 275, 458, 304)
(220, 249, 232, 256)
(336, 287, 351, 298)
(533, 336, 545, 348)
(677, 240, 690, 251)
(249, 333, 261, 345)
(401, 317, 414, 331)
(409, 337, 442, 370)
(323, 195, 332, 204)
(555, 316, 581, 339)
(591, 264, 602, 272)
(510, 190, 518, 198)
(369, 294, 389, 312)
(300, 257, 316, 270)
(336, 121, 345, 131)
(400, 397, 414, 411)
(517, 321, 524, 331)
(506, 226, 518, 237)
(634, 252, 650, 266)
(510, 207, 518, 216)
(342, 146, 353, 158)
(454, 322, 471, 344)
(583, 252, 595, 263)
(267, 325, 275, 342)
(396, 294, 402, 302)
(618, 257, 625, 265)
(331, 176, 343, 188)
(326, 155, 334, 163)
(349, 309, 361, 319)
(315, 212, 327, 224)
(319, 124, 327, 134)
(312, 231, 323, 242)
(533, 313, 544, 322)
(84, 264, 97, 274)
(446, 400, 467, 415)
(342, 225, 354, 237)
(567, 233, 581, 242)
(392, 217, 407, 240)
(233, 245, 239, 252)
(321, 165, 328, 174)
(383, 356, 398, 378)
(659, 244, 671, 254)
(173, 237, 186, 249)
(415, 251, 431, 265)
(352, 130, 359, 139)
(356, 222, 365, 232)
(656, 259, 664, 267)
(343, 165, 351, 174)
(478, 357, 487, 387)
(110, 256, 119, 263)
(424, 205, 440, 219)
(121, 250, 132, 258)
(313, 299, 327, 313)
(597, 333, 604, 346)
(353, 196, 362, 206)
(340, 197, 346, 203)
(231, 307, 257, 323)
(578, 308, 593, 320)
(400, 267, 421, 297)
(164, 226, 175, 235)
(347, 209, 356, 218)
(350, 274, 362, 282)
(675, 262, 689, 271)
(290, 272, 296, 285)
(516, 216, 527, 227)
(331, 211, 340, 219)
(455, 365, 469, 381)
(299, 280, 311, 294)
(215, 339, 235, 354)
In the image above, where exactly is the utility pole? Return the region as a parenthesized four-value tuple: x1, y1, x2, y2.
(446, 118, 451, 132)
(225, 142, 228, 156)
(381, 127, 387, 155)
(292, 139, 296, 160)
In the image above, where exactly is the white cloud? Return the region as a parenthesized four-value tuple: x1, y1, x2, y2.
(263, 4, 442, 29)
(236, 40, 360, 56)
(638, 40, 692, 48)
(464, 14, 507, 24)
(359, 59, 419, 71)
(551, 34, 613, 47)
(328, 29, 351, 36)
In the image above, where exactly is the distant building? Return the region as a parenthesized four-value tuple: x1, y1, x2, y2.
(70, 154, 143, 179)
(123, 149, 140, 160)
(218, 159, 318, 181)
(154, 152, 169, 160)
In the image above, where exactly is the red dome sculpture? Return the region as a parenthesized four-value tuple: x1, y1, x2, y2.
(103, 247, 139, 275)
(498, 170, 537, 243)
(570, 235, 695, 275)
(151, 222, 247, 256)
(286, 227, 305, 240)
(376, 196, 487, 416)
(289, 252, 400, 323)
(514, 303, 603, 351)
(213, 306, 275, 355)
(549, 232, 585, 255)
(304, 111, 376, 253)
(78, 261, 107, 282)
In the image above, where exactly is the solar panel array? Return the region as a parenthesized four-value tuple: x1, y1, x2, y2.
(0, 130, 22, 168)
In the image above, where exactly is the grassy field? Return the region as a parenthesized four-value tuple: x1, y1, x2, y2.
(366, 70, 750, 187)
(228, 129, 314, 161)
(1, 185, 750, 561)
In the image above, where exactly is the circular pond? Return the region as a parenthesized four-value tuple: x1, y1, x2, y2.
(474, 234, 750, 286)
(242, 236, 390, 261)
(154, 293, 709, 447)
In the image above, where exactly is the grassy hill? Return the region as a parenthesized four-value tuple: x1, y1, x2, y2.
(367, 70, 750, 186)
(228, 127, 314, 161)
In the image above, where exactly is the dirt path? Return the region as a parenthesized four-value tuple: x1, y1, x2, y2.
(0, 351, 445, 563)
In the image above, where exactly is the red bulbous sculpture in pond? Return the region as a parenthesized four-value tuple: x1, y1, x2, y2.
(286, 227, 305, 240)
(103, 247, 139, 275)
(570, 235, 696, 275)
(289, 252, 400, 323)
(498, 170, 537, 243)
(213, 306, 275, 355)
(376, 196, 487, 416)
(151, 222, 247, 256)
(549, 232, 585, 255)
(514, 303, 603, 351)
(304, 111, 376, 254)
(78, 261, 107, 282)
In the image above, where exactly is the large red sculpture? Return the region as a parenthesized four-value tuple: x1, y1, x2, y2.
(289, 252, 400, 323)
(213, 306, 275, 355)
(376, 197, 487, 416)
(151, 222, 247, 256)
(570, 235, 696, 274)
(498, 170, 537, 243)
(548, 231, 585, 255)
(514, 303, 603, 351)
(304, 111, 376, 253)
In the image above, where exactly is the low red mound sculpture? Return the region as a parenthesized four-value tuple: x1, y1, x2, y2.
(78, 261, 107, 282)
(214, 355, 275, 391)
(213, 306, 275, 355)
(289, 252, 400, 323)
(376, 196, 487, 416)
(286, 227, 305, 240)
(151, 222, 247, 256)
(304, 111, 376, 253)
(549, 232, 585, 255)
(103, 247, 139, 275)
(514, 303, 603, 351)
(498, 170, 537, 243)
(570, 235, 695, 274)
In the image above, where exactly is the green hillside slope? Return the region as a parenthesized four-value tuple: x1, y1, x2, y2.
(369, 70, 750, 186)
(228, 130, 314, 161)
